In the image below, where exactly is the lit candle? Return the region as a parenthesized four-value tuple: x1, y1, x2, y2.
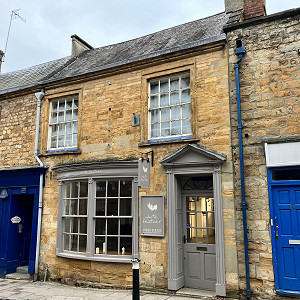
(103, 242, 106, 254)
(95, 247, 99, 254)
(122, 247, 125, 255)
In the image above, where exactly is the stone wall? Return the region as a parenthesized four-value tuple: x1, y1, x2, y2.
(226, 12, 300, 297)
(0, 94, 37, 168)
(36, 45, 239, 292)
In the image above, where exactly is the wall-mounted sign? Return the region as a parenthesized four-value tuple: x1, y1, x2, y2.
(141, 195, 164, 237)
(11, 216, 21, 224)
(138, 158, 150, 188)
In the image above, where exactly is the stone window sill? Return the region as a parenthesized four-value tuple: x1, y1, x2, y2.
(138, 137, 200, 147)
(40, 149, 82, 157)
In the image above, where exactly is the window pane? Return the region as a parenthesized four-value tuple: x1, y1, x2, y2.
(58, 111, 64, 122)
(64, 217, 71, 232)
(66, 110, 72, 121)
(51, 137, 57, 148)
(79, 218, 87, 234)
(150, 82, 159, 94)
(151, 123, 160, 138)
(107, 218, 118, 235)
(107, 237, 118, 255)
(95, 218, 106, 235)
(63, 234, 70, 251)
(207, 213, 215, 228)
(171, 106, 180, 120)
(59, 124, 65, 135)
(65, 135, 72, 147)
(70, 199, 78, 215)
(161, 122, 170, 136)
(95, 236, 105, 254)
(96, 199, 105, 216)
(181, 89, 191, 103)
(171, 120, 181, 135)
(197, 212, 206, 228)
(187, 212, 196, 228)
(207, 229, 215, 244)
(78, 235, 87, 252)
(107, 181, 118, 197)
(160, 79, 169, 93)
(71, 182, 78, 198)
(66, 100, 72, 110)
(120, 219, 132, 235)
(120, 198, 131, 216)
(73, 134, 78, 146)
(160, 93, 169, 107)
(150, 95, 158, 108)
(66, 122, 72, 134)
(186, 198, 196, 211)
(65, 182, 71, 198)
(58, 136, 64, 147)
(120, 180, 132, 197)
(182, 104, 191, 119)
(73, 109, 78, 121)
(170, 91, 180, 105)
(52, 125, 58, 136)
(197, 228, 207, 244)
(59, 101, 65, 111)
(161, 107, 170, 122)
(52, 101, 58, 112)
(187, 227, 196, 243)
(107, 198, 118, 216)
(170, 78, 179, 91)
(71, 235, 78, 251)
(96, 181, 106, 197)
(63, 199, 70, 215)
(71, 217, 78, 233)
(151, 109, 160, 124)
(80, 182, 88, 197)
(181, 76, 190, 88)
(120, 237, 132, 255)
(51, 112, 57, 124)
(79, 199, 87, 215)
(73, 121, 78, 132)
(73, 100, 78, 109)
(182, 119, 191, 134)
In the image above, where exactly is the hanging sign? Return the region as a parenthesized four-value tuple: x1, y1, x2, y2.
(11, 216, 21, 224)
(138, 158, 150, 188)
(141, 195, 164, 237)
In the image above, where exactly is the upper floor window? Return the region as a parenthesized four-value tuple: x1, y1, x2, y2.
(48, 95, 78, 150)
(148, 73, 191, 141)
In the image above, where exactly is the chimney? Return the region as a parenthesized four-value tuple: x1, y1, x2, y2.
(243, 0, 266, 20)
(0, 50, 4, 73)
(71, 34, 93, 57)
(225, 0, 266, 24)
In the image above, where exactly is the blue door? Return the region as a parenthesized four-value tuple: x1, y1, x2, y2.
(272, 186, 300, 292)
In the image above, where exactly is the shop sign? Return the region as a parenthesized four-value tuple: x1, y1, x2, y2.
(138, 158, 150, 188)
(141, 195, 164, 237)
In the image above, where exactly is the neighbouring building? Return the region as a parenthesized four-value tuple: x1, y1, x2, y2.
(0, 1, 299, 298)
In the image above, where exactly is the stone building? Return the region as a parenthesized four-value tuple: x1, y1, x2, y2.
(0, 0, 299, 298)
(224, 0, 300, 298)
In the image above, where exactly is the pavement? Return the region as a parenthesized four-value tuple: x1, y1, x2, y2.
(0, 278, 232, 300)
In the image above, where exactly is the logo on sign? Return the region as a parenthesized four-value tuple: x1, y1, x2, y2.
(11, 216, 22, 224)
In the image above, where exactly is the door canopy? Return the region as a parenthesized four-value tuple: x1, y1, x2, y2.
(160, 143, 226, 167)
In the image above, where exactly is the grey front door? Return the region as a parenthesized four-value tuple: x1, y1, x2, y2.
(183, 195, 216, 290)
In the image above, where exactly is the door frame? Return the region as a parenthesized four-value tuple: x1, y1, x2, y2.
(160, 144, 226, 296)
(267, 167, 300, 296)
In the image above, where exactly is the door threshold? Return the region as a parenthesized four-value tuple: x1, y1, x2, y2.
(176, 288, 216, 298)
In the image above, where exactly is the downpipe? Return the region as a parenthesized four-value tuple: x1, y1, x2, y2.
(234, 44, 251, 299)
(34, 89, 45, 280)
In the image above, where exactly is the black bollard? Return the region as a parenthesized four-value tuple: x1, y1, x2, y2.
(131, 257, 140, 300)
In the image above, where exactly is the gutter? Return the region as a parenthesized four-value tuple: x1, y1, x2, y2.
(234, 42, 251, 299)
(33, 90, 45, 280)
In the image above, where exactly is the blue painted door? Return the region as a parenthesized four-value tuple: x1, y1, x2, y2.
(272, 186, 300, 292)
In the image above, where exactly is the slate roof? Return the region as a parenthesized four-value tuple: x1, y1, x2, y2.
(0, 56, 70, 93)
(0, 12, 228, 94)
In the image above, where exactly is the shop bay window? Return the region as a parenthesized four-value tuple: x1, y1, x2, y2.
(58, 177, 136, 262)
(148, 73, 191, 141)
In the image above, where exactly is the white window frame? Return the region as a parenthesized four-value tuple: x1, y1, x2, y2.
(55, 162, 139, 263)
(148, 73, 191, 142)
(48, 95, 78, 151)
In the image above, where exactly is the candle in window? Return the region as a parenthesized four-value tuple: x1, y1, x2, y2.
(122, 247, 125, 255)
(95, 247, 99, 254)
(103, 242, 106, 254)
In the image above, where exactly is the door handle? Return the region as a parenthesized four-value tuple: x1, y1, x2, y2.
(183, 235, 187, 244)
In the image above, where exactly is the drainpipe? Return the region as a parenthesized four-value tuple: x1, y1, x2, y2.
(34, 89, 45, 280)
(234, 42, 251, 299)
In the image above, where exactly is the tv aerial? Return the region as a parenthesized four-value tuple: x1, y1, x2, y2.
(2, 9, 26, 62)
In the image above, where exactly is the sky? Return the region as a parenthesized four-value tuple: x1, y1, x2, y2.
(0, 0, 299, 74)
